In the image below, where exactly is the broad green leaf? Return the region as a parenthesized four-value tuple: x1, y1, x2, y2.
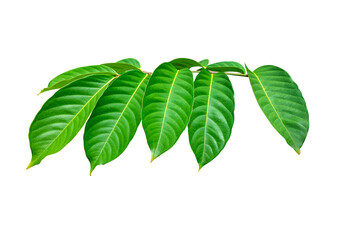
(169, 58, 204, 69)
(39, 65, 117, 94)
(27, 75, 116, 169)
(199, 59, 209, 68)
(102, 62, 139, 74)
(116, 58, 141, 68)
(246, 65, 309, 154)
(142, 62, 193, 160)
(188, 69, 235, 170)
(84, 70, 150, 173)
(207, 61, 245, 74)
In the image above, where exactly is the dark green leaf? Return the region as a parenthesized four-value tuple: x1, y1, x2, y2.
(188, 69, 235, 170)
(142, 62, 193, 161)
(169, 58, 204, 69)
(27, 75, 116, 169)
(116, 58, 141, 68)
(246, 65, 309, 154)
(102, 62, 139, 74)
(199, 59, 209, 68)
(207, 61, 245, 74)
(84, 70, 150, 174)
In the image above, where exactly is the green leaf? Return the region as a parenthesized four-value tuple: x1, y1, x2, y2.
(84, 70, 150, 173)
(188, 69, 235, 170)
(207, 61, 245, 74)
(246, 65, 309, 154)
(199, 59, 209, 68)
(39, 65, 117, 94)
(169, 58, 204, 69)
(116, 58, 141, 68)
(27, 75, 116, 169)
(142, 62, 193, 160)
(102, 62, 139, 74)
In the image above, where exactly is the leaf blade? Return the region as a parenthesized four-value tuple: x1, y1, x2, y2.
(116, 58, 141, 68)
(246, 65, 309, 153)
(40, 65, 117, 94)
(169, 58, 204, 69)
(142, 62, 194, 160)
(28, 75, 116, 169)
(199, 59, 209, 68)
(207, 61, 245, 74)
(84, 70, 150, 173)
(188, 69, 235, 169)
(101, 62, 139, 74)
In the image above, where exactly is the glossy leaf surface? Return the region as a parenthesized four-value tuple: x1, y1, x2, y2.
(169, 58, 204, 69)
(188, 69, 235, 170)
(207, 61, 245, 74)
(246, 65, 309, 153)
(40, 65, 117, 94)
(116, 58, 141, 68)
(142, 63, 193, 160)
(84, 70, 150, 173)
(28, 75, 115, 169)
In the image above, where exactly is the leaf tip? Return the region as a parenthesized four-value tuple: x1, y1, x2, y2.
(37, 89, 46, 95)
(198, 164, 203, 172)
(26, 161, 36, 170)
(90, 164, 97, 175)
(296, 149, 301, 155)
(150, 155, 156, 163)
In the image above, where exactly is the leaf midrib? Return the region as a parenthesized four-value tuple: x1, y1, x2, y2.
(201, 73, 214, 162)
(252, 71, 297, 149)
(30, 76, 117, 165)
(93, 74, 149, 164)
(153, 70, 180, 157)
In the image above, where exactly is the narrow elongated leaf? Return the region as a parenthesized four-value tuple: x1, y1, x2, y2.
(246, 65, 309, 153)
(102, 62, 139, 74)
(39, 65, 117, 94)
(199, 59, 209, 68)
(27, 75, 116, 169)
(84, 70, 150, 173)
(188, 69, 235, 170)
(207, 61, 245, 74)
(169, 58, 204, 69)
(116, 58, 141, 68)
(142, 62, 193, 160)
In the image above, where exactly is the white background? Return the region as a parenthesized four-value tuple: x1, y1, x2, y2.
(1, 0, 360, 239)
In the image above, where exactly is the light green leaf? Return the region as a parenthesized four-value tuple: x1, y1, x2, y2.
(27, 75, 116, 169)
(246, 65, 309, 154)
(116, 58, 141, 68)
(188, 69, 235, 170)
(207, 61, 245, 74)
(142, 62, 193, 160)
(199, 59, 209, 68)
(84, 70, 150, 173)
(102, 62, 139, 74)
(39, 65, 117, 94)
(169, 58, 204, 69)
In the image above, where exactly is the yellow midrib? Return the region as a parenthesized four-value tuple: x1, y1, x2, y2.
(252, 71, 297, 148)
(31, 76, 117, 164)
(94, 74, 149, 163)
(201, 73, 214, 162)
(153, 70, 180, 157)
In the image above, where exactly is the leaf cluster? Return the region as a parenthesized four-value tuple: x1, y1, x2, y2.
(28, 58, 309, 173)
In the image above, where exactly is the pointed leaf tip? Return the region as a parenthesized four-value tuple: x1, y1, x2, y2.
(150, 156, 156, 163)
(296, 149, 301, 155)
